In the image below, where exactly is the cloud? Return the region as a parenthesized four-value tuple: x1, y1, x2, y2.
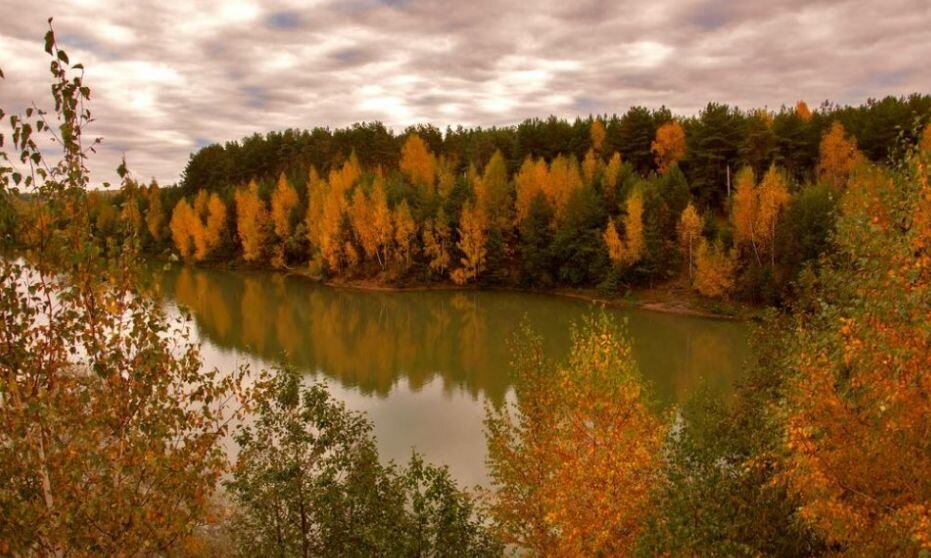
(1, 0, 929, 187)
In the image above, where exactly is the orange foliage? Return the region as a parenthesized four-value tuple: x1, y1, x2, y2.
(818, 120, 861, 189)
(270, 173, 299, 239)
(783, 158, 931, 554)
(145, 180, 164, 241)
(399, 133, 436, 194)
(604, 190, 644, 268)
(170, 199, 196, 260)
(591, 118, 606, 152)
(423, 208, 451, 276)
(234, 180, 270, 262)
(601, 152, 623, 207)
(452, 201, 487, 285)
(651, 121, 686, 174)
(582, 148, 600, 185)
(677, 202, 703, 279)
(474, 150, 511, 230)
(392, 199, 416, 269)
(515, 156, 549, 225)
(693, 238, 736, 298)
(544, 154, 583, 224)
(485, 316, 664, 556)
(796, 100, 813, 122)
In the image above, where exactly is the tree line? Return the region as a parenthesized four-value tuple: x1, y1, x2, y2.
(18, 100, 926, 306)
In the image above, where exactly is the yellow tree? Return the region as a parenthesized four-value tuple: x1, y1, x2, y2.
(651, 120, 686, 174)
(591, 118, 606, 153)
(582, 148, 600, 186)
(350, 187, 377, 264)
(601, 152, 623, 208)
(423, 208, 452, 277)
(170, 198, 196, 260)
(452, 201, 487, 285)
(200, 193, 227, 260)
(370, 176, 393, 269)
(393, 199, 416, 270)
(756, 164, 791, 267)
(921, 123, 931, 153)
(677, 202, 703, 280)
(145, 180, 164, 242)
(545, 154, 583, 224)
(693, 238, 736, 298)
(121, 190, 143, 234)
(818, 120, 861, 189)
(796, 100, 813, 122)
(515, 156, 549, 226)
(731, 166, 760, 263)
(475, 150, 511, 230)
(604, 190, 644, 268)
(486, 315, 664, 556)
(235, 180, 270, 262)
(270, 172, 299, 239)
(399, 133, 436, 195)
(782, 157, 931, 555)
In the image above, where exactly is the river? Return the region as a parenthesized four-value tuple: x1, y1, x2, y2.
(147, 264, 751, 487)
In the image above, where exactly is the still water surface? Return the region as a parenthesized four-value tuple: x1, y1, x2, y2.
(149, 264, 750, 486)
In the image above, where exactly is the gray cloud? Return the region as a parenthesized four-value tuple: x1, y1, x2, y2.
(1, 0, 929, 187)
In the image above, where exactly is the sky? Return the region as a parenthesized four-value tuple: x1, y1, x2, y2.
(1, 0, 930, 187)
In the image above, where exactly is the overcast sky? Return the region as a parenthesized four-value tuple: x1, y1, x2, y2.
(1, 0, 930, 187)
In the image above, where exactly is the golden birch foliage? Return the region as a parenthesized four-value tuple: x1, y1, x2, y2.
(731, 166, 758, 250)
(393, 199, 416, 268)
(371, 176, 393, 267)
(515, 156, 549, 225)
(651, 120, 687, 174)
(603, 219, 624, 263)
(475, 150, 511, 229)
(582, 148, 600, 185)
(783, 159, 931, 555)
(677, 202, 703, 278)
(350, 187, 377, 262)
(604, 191, 645, 267)
(485, 316, 664, 557)
(437, 156, 456, 198)
(591, 118, 606, 152)
(317, 158, 360, 272)
(270, 173, 298, 239)
(234, 181, 270, 262)
(145, 180, 164, 241)
(170, 198, 196, 260)
(305, 166, 326, 252)
(202, 193, 227, 259)
(423, 209, 452, 276)
(121, 195, 143, 233)
(193, 189, 209, 217)
(601, 151, 622, 203)
(796, 100, 813, 122)
(756, 164, 791, 262)
(818, 120, 861, 189)
(693, 238, 736, 298)
(545, 154, 583, 224)
(452, 201, 487, 285)
(399, 133, 436, 194)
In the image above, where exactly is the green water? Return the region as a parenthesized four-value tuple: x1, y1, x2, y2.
(149, 264, 751, 486)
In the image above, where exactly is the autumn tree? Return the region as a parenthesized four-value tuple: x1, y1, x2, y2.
(601, 152, 623, 209)
(544, 154, 583, 224)
(235, 180, 270, 262)
(604, 189, 644, 269)
(145, 179, 164, 242)
(591, 118, 606, 153)
(486, 315, 665, 556)
(515, 156, 549, 226)
(693, 238, 736, 298)
(474, 149, 511, 230)
(270, 172, 299, 239)
(399, 133, 436, 195)
(0, 26, 243, 554)
(677, 202, 703, 280)
(731, 166, 759, 261)
(423, 208, 452, 276)
(170, 198, 196, 260)
(756, 165, 791, 267)
(451, 201, 487, 285)
(582, 148, 600, 186)
(393, 198, 416, 270)
(795, 100, 813, 122)
(818, 120, 861, 189)
(199, 192, 227, 260)
(652, 120, 687, 174)
(782, 156, 931, 555)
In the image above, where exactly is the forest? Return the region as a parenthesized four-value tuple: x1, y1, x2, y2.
(17, 92, 927, 309)
(3, 21, 931, 558)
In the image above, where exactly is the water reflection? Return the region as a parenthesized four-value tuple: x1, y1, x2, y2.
(153, 264, 750, 407)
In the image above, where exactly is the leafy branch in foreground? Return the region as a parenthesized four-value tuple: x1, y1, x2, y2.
(0, 20, 246, 555)
(225, 369, 501, 557)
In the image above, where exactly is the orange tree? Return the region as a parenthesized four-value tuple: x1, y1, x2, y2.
(782, 145, 931, 554)
(0, 22, 245, 555)
(485, 314, 665, 556)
